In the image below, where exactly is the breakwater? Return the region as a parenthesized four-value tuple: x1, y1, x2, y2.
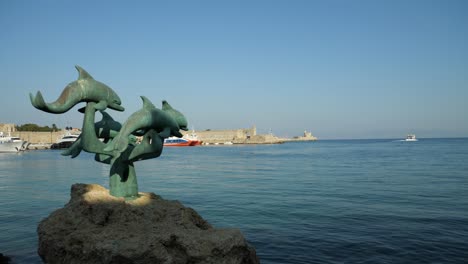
(183, 128, 317, 144)
(182, 127, 288, 144)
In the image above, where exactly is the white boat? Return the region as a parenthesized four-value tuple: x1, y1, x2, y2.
(405, 134, 417, 141)
(164, 137, 195, 146)
(51, 131, 80, 149)
(163, 129, 203, 147)
(0, 132, 28, 152)
(182, 129, 202, 146)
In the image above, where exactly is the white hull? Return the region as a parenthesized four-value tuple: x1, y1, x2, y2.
(405, 134, 417, 141)
(51, 132, 80, 149)
(0, 141, 26, 152)
(0, 132, 28, 152)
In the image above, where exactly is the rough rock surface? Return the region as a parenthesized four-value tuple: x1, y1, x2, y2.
(0, 253, 11, 264)
(38, 184, 259, 264)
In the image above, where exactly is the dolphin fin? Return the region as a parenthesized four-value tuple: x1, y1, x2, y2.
(100, 110, 114, 121)
(75, 65, 94, 80)
(159, 127, 171, 138)
(94, 101, 108, 111)
(162, 100, 173, 110)
(140, 96, 156, 109)
(78, 101, 106, 113)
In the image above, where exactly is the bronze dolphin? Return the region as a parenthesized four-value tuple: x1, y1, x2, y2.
(30, 66, 124, 114)
(162, 100, 188, 131)
(103, 96, 188, 155)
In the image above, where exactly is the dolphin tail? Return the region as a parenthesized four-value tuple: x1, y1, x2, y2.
(30, 91, 47, 110)
(61, 138, 83, 158)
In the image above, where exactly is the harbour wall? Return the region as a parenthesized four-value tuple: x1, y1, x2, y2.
(3, 125, 313, 145)
(3, 127, 260, 144)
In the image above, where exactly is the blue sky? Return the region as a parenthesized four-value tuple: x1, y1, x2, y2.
(1, 0, 467, 139)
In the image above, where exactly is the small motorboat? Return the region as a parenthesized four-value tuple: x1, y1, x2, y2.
(405, 134, 417, 141)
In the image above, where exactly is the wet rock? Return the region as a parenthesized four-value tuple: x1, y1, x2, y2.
(38, 184, 259, 264)
(0, 253, 11, 264)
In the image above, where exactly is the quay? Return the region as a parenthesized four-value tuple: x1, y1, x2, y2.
(28, 143, 53, 150)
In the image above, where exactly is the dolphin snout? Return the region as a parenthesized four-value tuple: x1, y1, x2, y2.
(110, 104, 125, 112)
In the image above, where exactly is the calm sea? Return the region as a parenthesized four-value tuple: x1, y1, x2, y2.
(1, 138, 467, 263)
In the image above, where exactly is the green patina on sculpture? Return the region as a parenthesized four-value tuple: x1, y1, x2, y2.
(30, 66, 188, 198)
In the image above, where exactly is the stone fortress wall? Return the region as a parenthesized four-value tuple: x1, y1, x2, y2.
(11, 131, 66, 144)
(1, 123, 77, 144)
(184, 126, 258, 144)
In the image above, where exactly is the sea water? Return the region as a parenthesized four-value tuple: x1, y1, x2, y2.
(1, 138, 467, 263)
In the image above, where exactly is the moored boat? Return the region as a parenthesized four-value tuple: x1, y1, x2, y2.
(182, 129, 202, 146)
(0, 132, 28, 152)
(51, 132, 80, 149)
(163, 129, 202, 147)
(164, 137, 198, 147)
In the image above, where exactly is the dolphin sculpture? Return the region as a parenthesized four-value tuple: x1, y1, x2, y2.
(61, 110, 126, 158)
(30, 65, 125, 114)
(93, 110, 124, 141)
(104, 96, 188, 155)
(127, 129, 164, 162)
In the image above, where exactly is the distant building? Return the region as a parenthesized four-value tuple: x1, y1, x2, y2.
(292, 130, 317, 141)
(303, 130, 313, 138)
(0, 123, 16, 133)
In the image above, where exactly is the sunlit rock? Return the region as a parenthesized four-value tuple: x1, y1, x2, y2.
(37, 184, 259, 264)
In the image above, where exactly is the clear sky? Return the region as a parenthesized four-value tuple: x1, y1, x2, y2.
(1, 0, 467, 139)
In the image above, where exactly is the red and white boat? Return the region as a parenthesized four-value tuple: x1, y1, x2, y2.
(183, 130, 202, 146)
(163, 130, 202, 147)
(164, 137, 198, 147)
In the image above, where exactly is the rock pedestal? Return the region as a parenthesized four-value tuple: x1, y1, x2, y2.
(38, 184, 259, 264)
(0, 253, 11, 264)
